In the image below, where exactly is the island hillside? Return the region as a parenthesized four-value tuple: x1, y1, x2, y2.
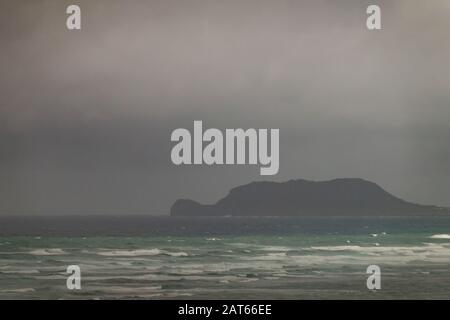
(170, 178, 448, 216)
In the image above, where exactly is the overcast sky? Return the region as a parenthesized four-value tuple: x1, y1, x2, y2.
(1, 0, 449, 215)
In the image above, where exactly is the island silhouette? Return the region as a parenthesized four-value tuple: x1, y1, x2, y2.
(171, 178, 448, 216)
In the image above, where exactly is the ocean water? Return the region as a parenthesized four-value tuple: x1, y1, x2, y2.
(0, 216, 449, 299)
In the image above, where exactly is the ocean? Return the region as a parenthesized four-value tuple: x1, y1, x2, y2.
(0, 216, 449, 299)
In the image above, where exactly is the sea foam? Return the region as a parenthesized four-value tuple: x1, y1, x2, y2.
(430, 234, 450, 239)
(96, 249, 188, 257)
(28, 249, 67, 256)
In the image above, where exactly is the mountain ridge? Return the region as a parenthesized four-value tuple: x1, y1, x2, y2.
(170, 178, 448, 216)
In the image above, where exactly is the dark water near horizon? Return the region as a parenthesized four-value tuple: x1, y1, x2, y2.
(0, 216, 449, 299)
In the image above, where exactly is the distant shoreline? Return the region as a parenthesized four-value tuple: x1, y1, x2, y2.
(1, 215, 449, 237)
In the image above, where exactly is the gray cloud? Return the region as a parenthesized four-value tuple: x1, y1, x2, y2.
(1, 0, 449, 214)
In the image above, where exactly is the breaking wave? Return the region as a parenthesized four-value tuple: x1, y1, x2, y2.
(430, 234, 450, 239)
(96, 249, 188, 257)
(28, 249, 67, 256)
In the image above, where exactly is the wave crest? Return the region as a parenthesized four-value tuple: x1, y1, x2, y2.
(430, 234, 450, 239)
(96, 249, 188, 257)
(29, 249, 67, 256)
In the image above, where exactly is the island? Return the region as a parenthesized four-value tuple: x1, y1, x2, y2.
(170, 178, 448, 216)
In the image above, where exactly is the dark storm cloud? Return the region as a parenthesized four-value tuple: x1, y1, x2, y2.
(1, 0, 449, 214)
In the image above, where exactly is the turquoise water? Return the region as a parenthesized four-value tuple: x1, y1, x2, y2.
(0, 216, 450, 299)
